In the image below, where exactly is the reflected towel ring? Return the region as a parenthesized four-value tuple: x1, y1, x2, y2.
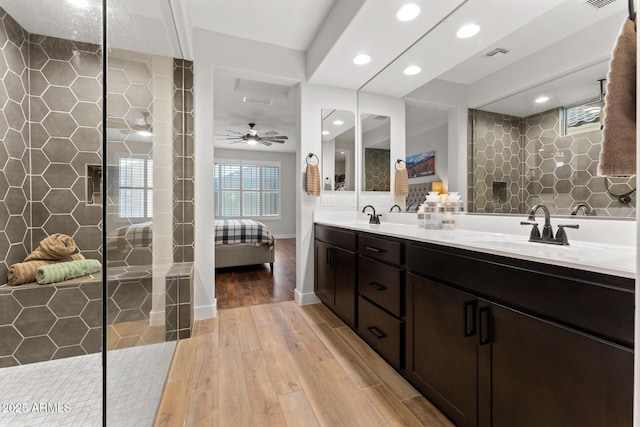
(604, 177, 636, 204)
(306, 153, 319, 165)
(395, 159, 406, 170)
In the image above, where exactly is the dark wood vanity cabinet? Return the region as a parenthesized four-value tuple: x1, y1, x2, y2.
(314, 224, 634, 426)
(355, 233, 404, 370)
(314, 225, 356, 327)
(406, 241, 634, 427)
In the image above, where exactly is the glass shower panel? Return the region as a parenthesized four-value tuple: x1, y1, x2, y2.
(0, 0, 104, 425)
(105, 0, 192, 424)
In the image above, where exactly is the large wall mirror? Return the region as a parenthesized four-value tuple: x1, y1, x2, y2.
(361, 113, 391, 191)
(356, 0, 635, 218)
(321, 109, 355, 191)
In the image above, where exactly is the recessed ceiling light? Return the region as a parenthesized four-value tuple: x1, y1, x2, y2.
(456, 23, 480, 39)
(403, 65, 422, 76)
(353, 54, 372, 65)
(322, 131, 330, 135)
(137, 130, 153, 137)
(67, 0, 90, 8)
(535, 96, 550, 104)
(333, 120, 344, 125)
(397, 4, 421, 22)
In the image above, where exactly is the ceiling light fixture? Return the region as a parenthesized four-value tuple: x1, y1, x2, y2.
(353, 54, 372, 65)
(535, 96, 550, 104)
(67, 0, 90, 7)
(137, 130, 153, 138)
(403, 65, 422, 76)
(322, 131, 330, 135)
(333, 120, 344, 125)
(456, 23, 480, 39)
(397, 4, 421, 21)
(246, 135, 259, 145)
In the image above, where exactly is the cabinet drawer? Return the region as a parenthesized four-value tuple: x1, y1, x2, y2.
(357, 296, 401, 369)
(315, 225, 356, 251)
(359, 234, 402, 265)
(358, 256, 402, 316)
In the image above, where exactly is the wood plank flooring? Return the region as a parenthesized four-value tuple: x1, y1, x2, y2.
(215, 238, 296, 309)
(155, 301, 454, 427)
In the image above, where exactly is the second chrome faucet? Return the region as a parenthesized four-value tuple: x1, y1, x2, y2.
(520, 204, 579, 245)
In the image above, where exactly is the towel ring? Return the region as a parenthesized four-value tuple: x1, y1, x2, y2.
(395, 159, 406, 170)
(629, 0, 636, 22)
(604, 177, 636, 204)
(306, 153, 319, 165)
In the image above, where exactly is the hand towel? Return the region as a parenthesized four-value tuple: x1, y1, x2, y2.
(7, 254, 85, 286)
(35, 259, 102, 285)
(598, 18, 637, 176)
(24, 233, 79, 262)
(306, 164, 321, 196)
(395, 167, 409, 197)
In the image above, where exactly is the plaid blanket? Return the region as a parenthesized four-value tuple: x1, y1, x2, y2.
(214, 219, 274, 246)
(107, 221, 153, 253)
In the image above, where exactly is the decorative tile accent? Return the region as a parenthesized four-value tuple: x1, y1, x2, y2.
(468, 108, 635, 217)
(364, 148, 391, 191)
(164, 262, 193, 341)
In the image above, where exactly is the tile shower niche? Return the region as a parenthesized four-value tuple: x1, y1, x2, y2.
(86, 164, 102, 205)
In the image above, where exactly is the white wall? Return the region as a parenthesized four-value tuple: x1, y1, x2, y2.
(215, 148, 296, 238)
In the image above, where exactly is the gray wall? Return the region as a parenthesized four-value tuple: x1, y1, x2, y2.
(214, 148, 296, 237)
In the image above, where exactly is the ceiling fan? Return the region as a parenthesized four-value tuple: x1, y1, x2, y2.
(215, 123, 288, 146)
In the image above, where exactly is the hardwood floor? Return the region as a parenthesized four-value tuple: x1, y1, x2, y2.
(155, 301, 454, 427)
(215, 238, 296, 310)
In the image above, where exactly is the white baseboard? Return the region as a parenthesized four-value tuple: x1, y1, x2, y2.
(274, 233, 296, 239)
(149, 310, 165, 327)
(294, 289, 320, 305)
(194, 302, 217, 320)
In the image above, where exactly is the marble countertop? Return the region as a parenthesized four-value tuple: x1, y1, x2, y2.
(314, 217, 636, 279)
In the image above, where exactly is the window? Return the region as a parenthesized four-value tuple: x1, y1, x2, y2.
(561, 100, 602, 136)
(118, 157, 153, 219)
(214, 160, 280, 218)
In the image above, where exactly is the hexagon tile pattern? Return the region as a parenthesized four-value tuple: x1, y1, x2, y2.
(469, 109, 635, 217)
(0, 280, 102, 366)
(364, 148, 391, 192)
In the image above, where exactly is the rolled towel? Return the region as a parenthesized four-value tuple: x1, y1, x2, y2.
(7, 254, 85, 286)
(395, 168, 409, 197)
(7, 254, 84, 286)
(35, 259, 101, 285)
(306, 164, 321, 196)
(24, 233, 79, 262)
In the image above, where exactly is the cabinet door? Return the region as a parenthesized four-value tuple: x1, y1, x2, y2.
(314, 240, 333, 305)
(333, 246, 356, 327)
(478, 301, 633, 427)
(406, 273, 478, 427)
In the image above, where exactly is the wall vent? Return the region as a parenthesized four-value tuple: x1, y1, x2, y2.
(242, 96, 274, 106)
(485, 47, 509, 58)
(585, 0, 617, 9)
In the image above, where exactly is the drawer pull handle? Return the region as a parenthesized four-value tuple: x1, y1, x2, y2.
(365, 246, 386, 253)
(367, 326, 386, 339)
(479, 306, 492, 346)
(464, 300, 477, 337)
(368, 282, 387, 291)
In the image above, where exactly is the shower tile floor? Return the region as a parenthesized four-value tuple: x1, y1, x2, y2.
(0, 341, 175, 426)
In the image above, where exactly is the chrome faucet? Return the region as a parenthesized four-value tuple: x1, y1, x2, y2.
(520, 204, 579, 245)
(389, 204, 402, 212)
(570, 203, 595, 216)
(362, 205, 381, 224)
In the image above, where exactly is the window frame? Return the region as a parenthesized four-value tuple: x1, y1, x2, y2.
(214, 159, 282, 220)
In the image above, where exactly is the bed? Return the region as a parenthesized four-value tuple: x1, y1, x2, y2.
(214, 219, 275, 271)
(405, 182, 433, 212)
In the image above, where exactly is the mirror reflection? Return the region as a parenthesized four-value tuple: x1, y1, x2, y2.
(361, 113, 390, 191)
(356, 0, 634, 218)
(321, 109, 355, 191)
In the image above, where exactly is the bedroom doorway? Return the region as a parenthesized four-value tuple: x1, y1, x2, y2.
(212, 68, 298, 309)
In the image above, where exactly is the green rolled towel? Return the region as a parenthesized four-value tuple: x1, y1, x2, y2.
(35, 259, 102, 285)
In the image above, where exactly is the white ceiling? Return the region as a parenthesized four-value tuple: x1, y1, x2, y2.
(1, 0, 630, 142)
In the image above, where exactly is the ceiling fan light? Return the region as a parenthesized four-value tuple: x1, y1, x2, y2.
(246, 135, 259, 145)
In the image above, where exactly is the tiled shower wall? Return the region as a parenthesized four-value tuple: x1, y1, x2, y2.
(364, 148, 391, 192)
(469, 108, 636, 217)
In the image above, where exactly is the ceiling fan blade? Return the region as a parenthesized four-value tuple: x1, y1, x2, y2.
(261, 141, 272, 146)
(271, 140, 285, 143)
(226, 129, 245, 135)
(261, 135, 288, 141)
(264, 131, 278, 136)
(229, 140, 245, 144)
